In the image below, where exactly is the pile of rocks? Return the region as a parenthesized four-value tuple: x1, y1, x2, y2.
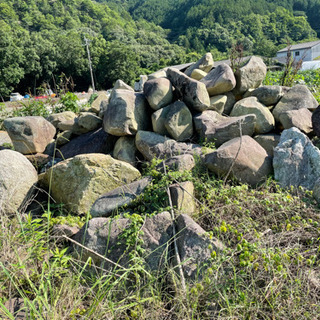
(1, 53, 319, 278)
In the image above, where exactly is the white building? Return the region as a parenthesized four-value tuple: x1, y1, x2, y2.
(276, 40, 320, 62)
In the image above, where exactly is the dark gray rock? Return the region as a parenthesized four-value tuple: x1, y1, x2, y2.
(72, 212, 173, 272)
(175, 214, 224, 279)
(90, 177, 152, 217)
(56, 128, 117, 159)
(312, 105, 320, 137)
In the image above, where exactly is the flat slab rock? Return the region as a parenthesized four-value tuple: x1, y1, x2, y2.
(90, 176, 152, 217)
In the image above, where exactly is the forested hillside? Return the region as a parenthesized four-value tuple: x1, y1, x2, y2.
(0, 0, 188, 98)
(103, 0, 318, 56)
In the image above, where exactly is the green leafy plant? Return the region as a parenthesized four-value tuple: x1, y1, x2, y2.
(12, 99, 51, 118)
(54, 92, 80, 113)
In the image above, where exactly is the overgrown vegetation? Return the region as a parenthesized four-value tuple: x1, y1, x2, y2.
(1, 154, 320, 319)
(264, 68, 320, 102)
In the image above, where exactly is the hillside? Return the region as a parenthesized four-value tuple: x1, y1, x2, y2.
(0, 0, 188, 98)
(102, 0, 318, 55)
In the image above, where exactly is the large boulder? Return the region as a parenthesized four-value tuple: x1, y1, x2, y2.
(90, 177, 152, 217)
(143, 78, 173, 110)
(166, 68, 210, 112)
(0, 149, 38, 214)
(135, 131, 202, 161)
(103, 89, 150, 136)
(230, 97, 275, 134)
(165, 101, 193, 142)
(200, 63, 236, 96)
(40, 154, 141, 214)
(72, 212, 173, 272)
(56, 128, 117, 159)
(175, 214, 224, 279)
(272, 85, 318, 121)
(185, 52, 214, 77)
(248, 85, 283, 106)
(205, 135, 272, 186)
(194, 111, 256, 147)
(279, 108, 313, 134)
(4, 116, 56, 154)
(273, 127, 320, 189)
(234, 56, 267, 94)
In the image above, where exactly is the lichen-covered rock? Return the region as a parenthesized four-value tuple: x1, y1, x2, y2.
(200, 63, 236, 96)
(272, 85, 318, 121)
(103, 89, 150, 136)
(4, 116, 56, 154)
(230, 97, 275, 134)
(40, 153, 141, 214)
(273, 127, 320, 189)
(0, 149, 38, 214)
(166, 67, 210, 112)
(143, 78, 173, 110)
(234, 56, 267, 94)
(205, 135, 272, 186)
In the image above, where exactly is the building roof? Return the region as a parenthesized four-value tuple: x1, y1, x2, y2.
(277, 40, 320, 53)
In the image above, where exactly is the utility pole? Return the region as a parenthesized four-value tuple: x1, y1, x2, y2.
(84, 35, 95, 92)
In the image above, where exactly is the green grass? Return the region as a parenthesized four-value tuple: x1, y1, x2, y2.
(264, 69, 320, 103)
